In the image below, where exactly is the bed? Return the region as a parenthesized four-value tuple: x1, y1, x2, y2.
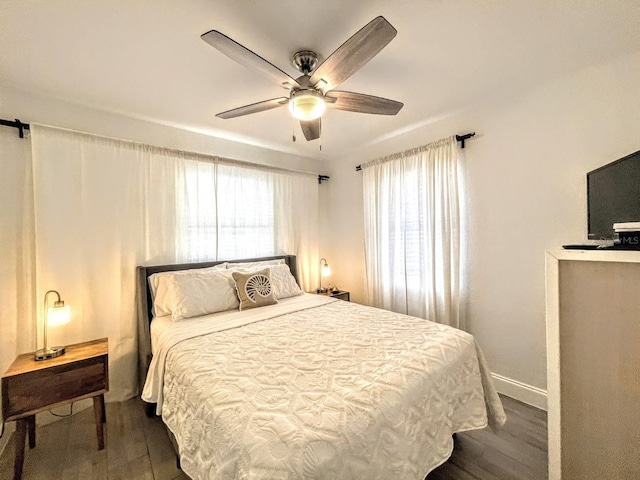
(136, 255, 506, 479)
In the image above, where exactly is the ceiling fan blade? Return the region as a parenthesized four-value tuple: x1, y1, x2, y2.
(202, 30, 300, 89)
(300, 118, 321, 141)
(216, 97, 289, 119)
(326, 90, 403, 115)
(309, 16, 397, 92)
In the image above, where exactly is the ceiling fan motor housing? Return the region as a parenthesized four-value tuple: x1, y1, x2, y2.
(292, 50, 319, 74)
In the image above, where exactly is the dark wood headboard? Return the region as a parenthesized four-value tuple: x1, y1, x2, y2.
(135, 255, 298, 393)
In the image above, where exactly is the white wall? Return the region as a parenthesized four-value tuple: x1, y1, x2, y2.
(0, 86, 321, 174)
(321, 50, 640, 404)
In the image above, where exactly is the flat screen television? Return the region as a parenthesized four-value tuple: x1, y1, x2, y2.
(587, 149, 640, 240)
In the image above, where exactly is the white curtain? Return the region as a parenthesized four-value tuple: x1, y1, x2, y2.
(28, 124, 318, 401)
(0, 127, 36, 403)
(362, 136, 461, 327)
(0, 128, 36, 448)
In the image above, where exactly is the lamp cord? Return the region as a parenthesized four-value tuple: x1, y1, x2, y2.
(49, 402, 74, 418)
(0, 403, 74, 440)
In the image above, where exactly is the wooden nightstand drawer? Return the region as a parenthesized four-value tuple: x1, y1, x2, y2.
(3, 356, 107, 420)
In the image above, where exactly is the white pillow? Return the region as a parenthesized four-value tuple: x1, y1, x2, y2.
(149, 263, 228, 317)
(269, 264, 303, 299)
(167, 269, 239, 321)
(229, 263, 302, 299)
(226, 259, 285, 269)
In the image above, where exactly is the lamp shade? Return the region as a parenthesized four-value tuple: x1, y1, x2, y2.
(321, 263, 331, 277)
(47, 304, 71, 326)
(288, 91, 326, 121)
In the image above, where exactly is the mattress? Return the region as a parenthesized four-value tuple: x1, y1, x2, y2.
(143, 294, 506, 479)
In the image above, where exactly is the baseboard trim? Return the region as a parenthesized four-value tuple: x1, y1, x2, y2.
(491, 373, 548, 411)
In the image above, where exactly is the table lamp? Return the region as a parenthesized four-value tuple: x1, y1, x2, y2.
(34, 290, 71, 361)
(317, 258, 331, 293)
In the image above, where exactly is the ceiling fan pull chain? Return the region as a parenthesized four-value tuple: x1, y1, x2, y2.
(292, 118, 296, 142)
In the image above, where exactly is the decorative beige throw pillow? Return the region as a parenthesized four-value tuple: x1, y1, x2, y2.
(232, 268, 278, 310)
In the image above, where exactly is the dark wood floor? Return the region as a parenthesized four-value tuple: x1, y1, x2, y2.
(428, 395, 548, 480)
(0, 399, 187, 480)
(0, 394, 546, 479)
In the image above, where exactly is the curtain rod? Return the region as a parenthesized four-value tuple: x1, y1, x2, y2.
(0, 118, 30, 138)
(355, 132, 475, 172)
(1, 118, 330, 184)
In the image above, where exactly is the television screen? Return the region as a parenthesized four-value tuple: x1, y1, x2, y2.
(587, 149, 640, 240)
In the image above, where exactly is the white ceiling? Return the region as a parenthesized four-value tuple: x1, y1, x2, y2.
(2, 1, 640, 160)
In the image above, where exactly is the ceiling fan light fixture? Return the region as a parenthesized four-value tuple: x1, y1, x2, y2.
(288, 90, 326, 121)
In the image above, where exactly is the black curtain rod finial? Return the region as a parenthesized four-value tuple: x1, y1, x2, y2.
(455, 132, 475, 149)
(0, 118, 31, 138)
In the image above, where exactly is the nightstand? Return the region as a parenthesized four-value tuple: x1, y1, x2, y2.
(1, 338, 109, 480)
(319, 290, 350, 301)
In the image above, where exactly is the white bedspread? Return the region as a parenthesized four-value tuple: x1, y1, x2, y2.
(145, 294, 506, 479)
(143, 294, 336, 413)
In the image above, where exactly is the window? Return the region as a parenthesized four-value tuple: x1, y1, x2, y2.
(216, 171, 275, 259)
(183, 167, 276, 260)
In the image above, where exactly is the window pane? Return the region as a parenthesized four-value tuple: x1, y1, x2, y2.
(182, 165, 276, 260)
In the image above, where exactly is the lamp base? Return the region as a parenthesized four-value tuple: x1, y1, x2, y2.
(316, 288, 328, 294)
(34, 346, 66, 361)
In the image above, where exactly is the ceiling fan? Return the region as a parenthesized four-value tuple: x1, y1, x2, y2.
(201, 16, 403, 142)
